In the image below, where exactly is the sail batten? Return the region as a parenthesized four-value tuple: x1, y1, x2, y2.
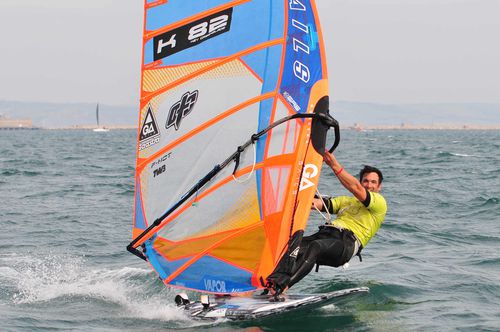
(144, 0, 251, 40)
(140, 38, 285, 102)
(130, 0, 334, 295)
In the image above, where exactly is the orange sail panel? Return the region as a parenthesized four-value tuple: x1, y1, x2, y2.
(131, 0, 330, 294)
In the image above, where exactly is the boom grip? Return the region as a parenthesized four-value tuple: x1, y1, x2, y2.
(328, 118, 340, 153)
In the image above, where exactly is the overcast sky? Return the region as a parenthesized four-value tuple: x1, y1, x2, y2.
(0, 0, 499, 106)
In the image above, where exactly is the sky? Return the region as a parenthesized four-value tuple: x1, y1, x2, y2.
(0, 0, 499, 106)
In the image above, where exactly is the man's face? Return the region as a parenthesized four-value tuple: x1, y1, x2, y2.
(361, 172, 382, 193)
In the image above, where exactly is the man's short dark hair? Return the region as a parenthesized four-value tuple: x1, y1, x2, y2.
(360, 165, 383, 183)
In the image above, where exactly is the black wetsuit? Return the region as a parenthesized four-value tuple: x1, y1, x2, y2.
(287, 225, 359, 288)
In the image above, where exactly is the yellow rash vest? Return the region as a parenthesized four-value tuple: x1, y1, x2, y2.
(327, 191, 387, 247)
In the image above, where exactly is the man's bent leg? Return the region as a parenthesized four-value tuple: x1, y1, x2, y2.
(287, 241, 322, 288)
(265, 231, 307, 293)
(289, 236, 348, 288)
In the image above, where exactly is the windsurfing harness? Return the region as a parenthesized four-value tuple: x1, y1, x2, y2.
(128, 0, 338, 295)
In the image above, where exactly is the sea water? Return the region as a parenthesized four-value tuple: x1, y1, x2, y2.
(1, 129, 499, 331)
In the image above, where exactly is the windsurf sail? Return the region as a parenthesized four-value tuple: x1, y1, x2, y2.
(96, 103, 100, 127)
(128, 0, 339, 295)
(93, 103, 109, 132)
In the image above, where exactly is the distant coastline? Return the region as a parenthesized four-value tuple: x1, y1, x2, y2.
(43, 125, 136, 130)
(347, 124, 500, 130)
(1, 100, 499, 130)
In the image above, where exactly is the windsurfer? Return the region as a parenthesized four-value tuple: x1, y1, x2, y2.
(266, 150, 387, 295)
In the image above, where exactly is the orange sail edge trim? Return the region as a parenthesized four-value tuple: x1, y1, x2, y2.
(136, 91, 277, 173)
(144, 0, 251, 41)
(145, 0, 168, 10)
(139, 38, 285, 106)
(132, 174, 150, 232)
(289, 83, 329, 235)
(163, 222, 264, 284)
(310, 0, 329, 78)
(263, 79, 331, 268)
(135, 0, 148, 168)
(293, 81, 332, 234)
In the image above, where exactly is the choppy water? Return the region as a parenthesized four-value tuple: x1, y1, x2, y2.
(1, 129, 499, 331)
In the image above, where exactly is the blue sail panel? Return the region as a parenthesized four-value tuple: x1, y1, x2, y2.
(170, 256, 254, 293)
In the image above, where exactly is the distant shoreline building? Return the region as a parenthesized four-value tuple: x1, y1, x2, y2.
(0, 114, 35, 130)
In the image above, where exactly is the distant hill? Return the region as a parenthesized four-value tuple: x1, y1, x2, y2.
(0, 100, 498, 129)
(0, 100, 136, 129)
(332, 101, 500, 128)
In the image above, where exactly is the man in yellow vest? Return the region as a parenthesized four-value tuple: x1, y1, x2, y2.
(266, 150, 387, 294)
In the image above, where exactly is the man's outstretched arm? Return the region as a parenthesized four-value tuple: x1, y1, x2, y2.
(323, 150, 367, 202)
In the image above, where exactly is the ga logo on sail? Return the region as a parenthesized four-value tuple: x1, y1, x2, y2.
(299, 164, 319, 191)
(139, 104, 161, 151)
